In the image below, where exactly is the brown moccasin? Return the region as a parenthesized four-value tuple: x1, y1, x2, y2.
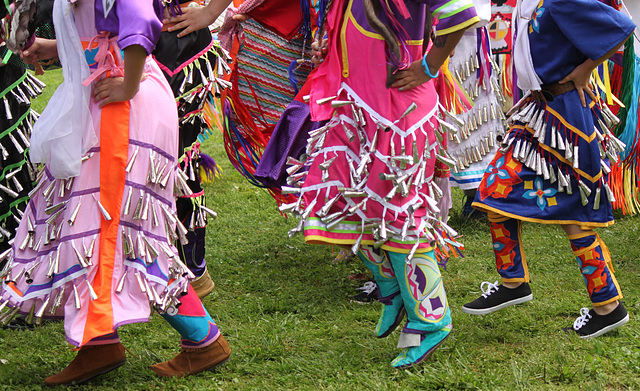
(44, 342, 126, 386)
(150, 335, 231, 378)
(190, 271, 215, 299)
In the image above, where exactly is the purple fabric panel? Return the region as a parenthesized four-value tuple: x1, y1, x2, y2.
(127, 257, 169, 282)
(95, 0, 164, 54)
(255, 100, 325, 189)
(351, 0, 427, 41)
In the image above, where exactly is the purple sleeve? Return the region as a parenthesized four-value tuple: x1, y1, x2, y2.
(428, 0, 479, 35)
(115, 0, 163, 54)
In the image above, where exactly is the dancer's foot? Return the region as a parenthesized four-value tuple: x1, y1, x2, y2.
(461, 281, 533, 315)
(375, 292, 405, 338)
(191, 271, 215, 299)
(44, 342, 126, 386)
(391, 324, 452, 369)
(151, 335, 231, 378)
(564, 303, 629, 338)
(350, 281, 378, 304)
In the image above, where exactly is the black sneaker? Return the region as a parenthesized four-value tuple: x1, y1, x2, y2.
(565, 303, 629, 338)
(461, 195, 486, 220)
(461, 281, 533, 315)
(350, 281, 378, 304)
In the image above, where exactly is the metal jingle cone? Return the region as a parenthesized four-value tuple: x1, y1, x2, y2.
(140, 193, 151, 221)
(0, 143, 8, 160)
(135, 271, 147, 293)
(593, 188, 601, 210)
(29, 176, 46, 199)
(0, 298, 9, 313)
(3, 97, 12, 120)
(579, 186, 588, 206)
(0, 183, 19, 199)
(34, 295, 51, 324)
(92, 195, 112, 221)
(1, 306, 20, 326)
(124, 146, 140, 173)
(401, 219, 410, 242)
(564, 142, 573, 161)
(565, 174, 573, 195)
(316, 96, 337, 105)
(512, 139, 522, 161)
(123, 187, 133, 216)
(8, 133, 23, 154)
(176, 220, 189, 246)
(604, 183, 615, 203)
(16, 128, 30, 149)
(151, 200, 160, 228)
(45, 206, 65, 226)
(52, 286, 66, 313)
(405, 239, 421, 263)
(326, 215, 346, 231)
(33, 236, 42, 252)
(24, 260, 41, 284)
(143, 236, 159, 260)
(573, 145, 580, 169)
(142, 277, 154, 302)
(579, 181, 592, 197)
(122, 229, 132, 257)
(85, 236, 96, 261)
(347, 198, 367, 215)
(132, 190, 144, 220)
(351, 233, 363, 256)
(159, 167, 172, 189)
(44, 200, 68, 216)
(72, 283, 81, 309)
(199, 204, 217, 219)
(557, 130, 566, 151)
(137, 234, 148, 263)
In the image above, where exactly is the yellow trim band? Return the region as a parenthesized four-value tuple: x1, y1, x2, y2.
(472, 202, 615, 228)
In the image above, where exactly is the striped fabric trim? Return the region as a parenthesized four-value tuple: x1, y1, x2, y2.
(432, 0, 479, 35)
(233, 20, 312, 126)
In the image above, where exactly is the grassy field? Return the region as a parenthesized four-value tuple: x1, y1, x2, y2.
(0, 70, 639, 390)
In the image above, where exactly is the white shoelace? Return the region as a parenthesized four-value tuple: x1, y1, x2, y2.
(480, 281, 500, 298)
(357, 281, 377, 294)
(573, 308, 592, 330)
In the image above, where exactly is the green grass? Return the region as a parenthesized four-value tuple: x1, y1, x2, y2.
(0, 71, 639, 390)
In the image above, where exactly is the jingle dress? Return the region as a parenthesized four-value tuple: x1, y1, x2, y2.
(295, 0, 479, 255)
(0, 0, 196, 346)
(153, 0, 230, 281)
(0, 1, 48, 268)
(469, 0, 634, 306)
(287, 0, 479, 368)
(473, 0, 636, 227)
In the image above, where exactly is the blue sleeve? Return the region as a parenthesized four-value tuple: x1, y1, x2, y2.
(549, 0, 635, 60)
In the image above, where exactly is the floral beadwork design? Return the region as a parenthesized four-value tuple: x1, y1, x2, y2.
(522, 177, 558, 210)
(529, 0, 546, 34)
(478, 152, 523, 201)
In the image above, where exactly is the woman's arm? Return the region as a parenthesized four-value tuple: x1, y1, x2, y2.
(391, 29, 466, 91)
(20, 38, 58, 64)
(91, 44, 147, 107)
(166, 0, 234, 38)
(559, 34, 633, 107)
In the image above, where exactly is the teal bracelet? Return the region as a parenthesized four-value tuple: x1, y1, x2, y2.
(421, 55, 439, 79)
